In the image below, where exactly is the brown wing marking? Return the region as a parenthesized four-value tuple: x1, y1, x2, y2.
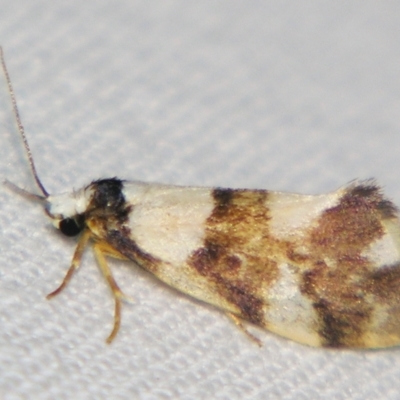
(188, 188, 278, 326)
(301, 183, 400, 348)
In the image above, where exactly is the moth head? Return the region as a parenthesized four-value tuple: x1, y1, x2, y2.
(5, 180, 91, 238)
(45, 188, 93, 237)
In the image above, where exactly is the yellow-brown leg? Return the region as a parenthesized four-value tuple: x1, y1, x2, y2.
(93, 241, 131, 343)
(47, 229, 92, 299)
(226, 312, 262, 346)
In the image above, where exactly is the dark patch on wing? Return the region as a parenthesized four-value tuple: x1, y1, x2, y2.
(190, 241, 224, 275)
(188, 188, 278, 326)
(301, 265, 371, 348)
(377, 199, 399, 220)
(300, 182, 399, 347)
(190, 244, 265, 324)
(106, 227, 161, 273)
(217, 278, 265, 325)
(367, 262, 400, 300)
(86, 178, 132, 226)
(212, 188, 235, 217)
(347, 182, 398, 220)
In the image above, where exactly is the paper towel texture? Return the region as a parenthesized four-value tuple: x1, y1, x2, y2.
(1, 1, 400, 399)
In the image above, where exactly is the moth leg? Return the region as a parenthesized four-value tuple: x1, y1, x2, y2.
(92, 241, 130, 343)
(47, 229, 92, 299)
(226, 312, 262, 347)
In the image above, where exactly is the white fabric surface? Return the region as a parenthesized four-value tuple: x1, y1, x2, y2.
(1, 1, 400, 399)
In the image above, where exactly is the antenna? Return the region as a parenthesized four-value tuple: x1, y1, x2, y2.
(0, 47, 49, 197)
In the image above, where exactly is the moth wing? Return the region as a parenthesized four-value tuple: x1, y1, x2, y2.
(105, 182, 400, 348)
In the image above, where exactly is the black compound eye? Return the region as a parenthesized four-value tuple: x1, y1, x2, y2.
(59, 218, 83, 237)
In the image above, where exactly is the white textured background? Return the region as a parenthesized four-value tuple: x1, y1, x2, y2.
(1, 2, 400, 399)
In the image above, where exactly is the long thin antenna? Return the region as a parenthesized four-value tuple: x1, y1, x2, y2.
(0, 47, 49, 197)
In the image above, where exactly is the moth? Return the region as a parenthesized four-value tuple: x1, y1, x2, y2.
(3, 47, 400, 348)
